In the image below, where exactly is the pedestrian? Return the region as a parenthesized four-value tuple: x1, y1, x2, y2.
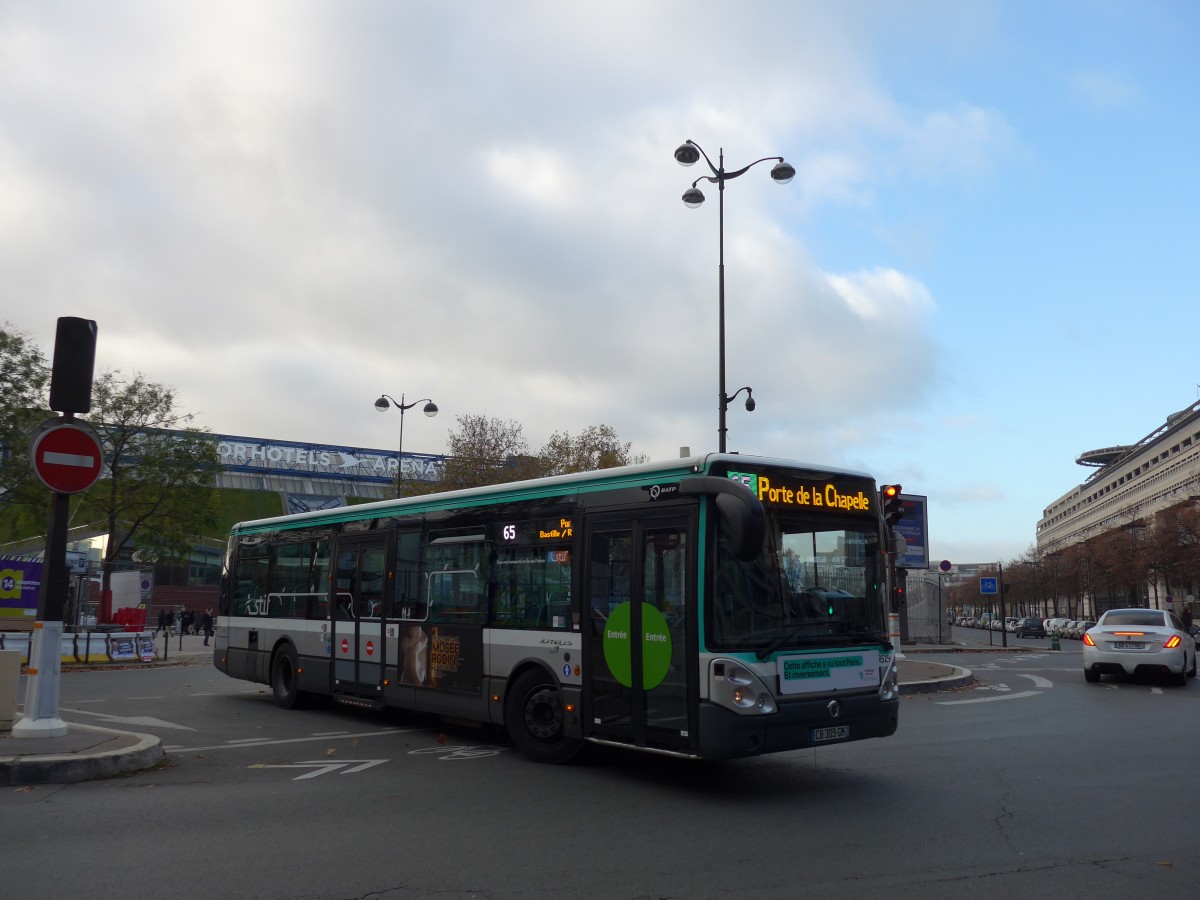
(1183, 604, 1193, 630)
(155, 608, 166, 636)
(202, 608, 214, 646)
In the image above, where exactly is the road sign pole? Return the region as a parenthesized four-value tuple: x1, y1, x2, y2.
(38, 491, 71, 623)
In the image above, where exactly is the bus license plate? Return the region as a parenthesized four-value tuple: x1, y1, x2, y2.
(812, 725, 849, 743)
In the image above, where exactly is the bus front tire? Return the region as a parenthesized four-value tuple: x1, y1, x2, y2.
(272, 645, 308, 710)
(504, 669, 581, 764)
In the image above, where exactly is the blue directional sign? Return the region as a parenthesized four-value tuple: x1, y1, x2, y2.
(979, 577, 999, 595)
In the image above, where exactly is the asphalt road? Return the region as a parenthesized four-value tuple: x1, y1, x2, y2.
(3, 645, 1200, 899)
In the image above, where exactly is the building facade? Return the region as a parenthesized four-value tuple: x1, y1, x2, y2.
(1036, 397, 1200, 616)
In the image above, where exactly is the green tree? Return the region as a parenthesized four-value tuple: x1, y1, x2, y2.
(0, 323, 51, 539)
(74, 372, 221, 591)
(538, 424, 648, 475)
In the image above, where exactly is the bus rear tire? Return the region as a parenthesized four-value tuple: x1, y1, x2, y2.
(272, 644, 308, 710)
(505, 669, 581, 764)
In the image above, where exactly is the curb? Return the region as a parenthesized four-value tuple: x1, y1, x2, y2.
(1, 723, 164, 787)
(899, 665, 973, 694)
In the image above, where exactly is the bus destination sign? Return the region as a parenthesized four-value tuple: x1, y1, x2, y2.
(728, 471, 873, 513)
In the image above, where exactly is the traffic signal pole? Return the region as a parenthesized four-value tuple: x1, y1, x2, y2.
(13, 318, 98, 740)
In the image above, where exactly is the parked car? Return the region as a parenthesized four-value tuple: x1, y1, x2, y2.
(1015, 617, 1046, 638)
(1082, 608, 1197, 685)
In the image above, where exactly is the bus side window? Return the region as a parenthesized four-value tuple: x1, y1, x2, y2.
(393, 532, 425, 620)
(234, 555, 269, 616)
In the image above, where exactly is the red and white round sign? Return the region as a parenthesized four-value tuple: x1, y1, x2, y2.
(365, 641, 374, 656)
(340, 638, 349, 654)
(29, 419, 104, 494)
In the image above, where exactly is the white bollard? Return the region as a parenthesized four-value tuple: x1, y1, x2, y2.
(12, 621, 68, 738)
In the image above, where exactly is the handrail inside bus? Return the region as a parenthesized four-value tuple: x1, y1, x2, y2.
(679, 476, 765, 561)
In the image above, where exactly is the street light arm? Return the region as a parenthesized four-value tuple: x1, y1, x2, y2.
(680, 138, 720, 175)
(722, 156, 785, 181)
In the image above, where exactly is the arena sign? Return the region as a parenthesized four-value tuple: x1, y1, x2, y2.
(216, 436, 445, 482)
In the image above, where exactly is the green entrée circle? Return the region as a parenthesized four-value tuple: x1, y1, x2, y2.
(602, 601, 673, 690)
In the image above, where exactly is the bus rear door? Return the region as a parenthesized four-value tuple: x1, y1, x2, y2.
(330, 533, 389, 705)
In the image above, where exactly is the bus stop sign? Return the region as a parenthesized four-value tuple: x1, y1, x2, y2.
(29, 419, 104, 494)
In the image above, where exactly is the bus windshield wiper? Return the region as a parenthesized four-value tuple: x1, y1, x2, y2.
(756, 623, 828, 661)
(757, 627, 890, 660)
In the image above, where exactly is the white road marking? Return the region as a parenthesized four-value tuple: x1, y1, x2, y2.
(167, 728, 414, 753)
(1017, 673, 1054, 688)
(937, 690, 1041, 705)
(251, 759, 388, 780)
(64, 708, 197, 731)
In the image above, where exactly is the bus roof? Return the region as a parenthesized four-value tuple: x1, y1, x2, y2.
(229, 452, 876, 535)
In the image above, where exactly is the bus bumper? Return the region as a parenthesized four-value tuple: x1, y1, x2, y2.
(696, 692, 899, 760)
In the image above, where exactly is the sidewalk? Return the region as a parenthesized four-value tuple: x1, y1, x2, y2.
(2, 636, 985, 785)
(1, 633, 214, 786)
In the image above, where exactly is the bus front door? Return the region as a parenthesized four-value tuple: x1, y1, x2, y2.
(584, 513, 694, 754)
(331, 535, 389, 704)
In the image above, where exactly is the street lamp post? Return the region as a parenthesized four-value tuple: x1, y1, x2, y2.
(374, 393, 438, 498)
(675, 138, 794, 452)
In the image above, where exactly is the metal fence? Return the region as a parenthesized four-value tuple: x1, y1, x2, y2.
(904, 574, 952, 644)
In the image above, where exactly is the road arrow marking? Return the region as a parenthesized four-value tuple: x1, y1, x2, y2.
(251, 759, 388, 780)
(65, 709, 197, 731)
(1017, 673, 1054, 689)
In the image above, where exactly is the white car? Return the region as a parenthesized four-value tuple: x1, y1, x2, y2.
(1082, 608, 1197, 686)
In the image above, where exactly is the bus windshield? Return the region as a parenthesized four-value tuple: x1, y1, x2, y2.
(710, 511, 887, 656)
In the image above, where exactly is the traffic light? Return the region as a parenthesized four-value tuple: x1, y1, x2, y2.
(881, 484, 904, 527)
(49, 316, 98, 414)
(890, 567, 908, 612)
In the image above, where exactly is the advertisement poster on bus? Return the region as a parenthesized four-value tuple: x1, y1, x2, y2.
(894, 494, 929, 570)
(0, 558, 41, 622)
(400, 624, 482, 695)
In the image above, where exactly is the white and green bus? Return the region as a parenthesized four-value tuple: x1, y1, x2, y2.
(214, 453, 900, 762)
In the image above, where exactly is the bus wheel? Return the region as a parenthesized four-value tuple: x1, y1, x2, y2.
(271, 644, 307, 710)
(505, 669, 581, 764)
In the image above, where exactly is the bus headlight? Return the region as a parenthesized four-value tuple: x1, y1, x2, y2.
(711, 660, 777, 716)
(878, 654, 899, 702)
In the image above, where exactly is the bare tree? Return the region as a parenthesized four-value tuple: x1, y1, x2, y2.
(538, 424, 648, 475)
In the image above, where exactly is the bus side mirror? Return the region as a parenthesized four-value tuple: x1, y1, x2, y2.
(680, 476, 766, 562)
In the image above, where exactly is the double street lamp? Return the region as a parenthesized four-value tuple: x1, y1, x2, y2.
(675, 138, 794, 452)
(374, 393, 438, 498)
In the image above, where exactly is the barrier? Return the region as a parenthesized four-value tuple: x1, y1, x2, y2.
(0, 650, 20, 729)
(0, 630, 157, 664)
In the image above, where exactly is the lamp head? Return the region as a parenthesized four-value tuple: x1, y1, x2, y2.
(374, 396, 390, 412)
(422, 401, 439, 418)
(682, 187, 705, 208)
(674, 141, 700, 166)
(770, 160, 795, 184)
(744, 389, 756, 412)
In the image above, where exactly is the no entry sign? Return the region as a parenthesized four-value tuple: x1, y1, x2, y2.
(29, 419, 104, 494)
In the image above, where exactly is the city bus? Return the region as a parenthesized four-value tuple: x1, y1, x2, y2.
(214, 453, 900, 762)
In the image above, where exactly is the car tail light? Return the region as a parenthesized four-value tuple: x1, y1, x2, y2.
(1165, 635, 1182, 649)
(1082, 633, 1096, 647)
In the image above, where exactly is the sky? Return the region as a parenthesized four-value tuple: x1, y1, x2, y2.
(2, 1, 1198, 568)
